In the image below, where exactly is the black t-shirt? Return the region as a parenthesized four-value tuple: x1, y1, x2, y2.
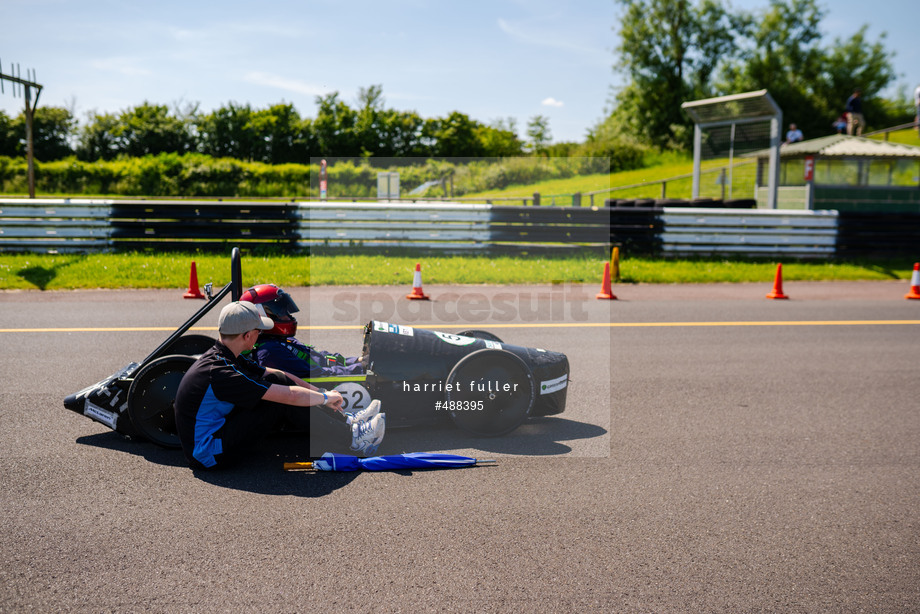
(174, 341, 269, 468)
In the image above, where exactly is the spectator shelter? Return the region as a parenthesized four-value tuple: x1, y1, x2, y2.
(748, 135, 920, 212)
(682, 90, 783, 208)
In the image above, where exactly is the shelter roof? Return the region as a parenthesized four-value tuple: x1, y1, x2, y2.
(681, 90, 781, 124)
(748, 134, 920, 158)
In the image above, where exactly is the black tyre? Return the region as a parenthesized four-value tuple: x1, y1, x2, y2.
(161, 334, 215, 357)
(127, 354, 195, 448)
(457, 329, 504, 343)
(445, 349, 535, 437)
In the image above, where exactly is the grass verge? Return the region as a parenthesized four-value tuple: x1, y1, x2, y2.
(0, 251, 913, 291)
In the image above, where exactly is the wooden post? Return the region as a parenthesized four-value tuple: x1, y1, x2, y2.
(24, 84, 36, 198)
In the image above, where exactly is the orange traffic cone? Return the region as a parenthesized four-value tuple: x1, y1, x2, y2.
(406, 263, 430, 300)
(596, 262, 617, 300)
(766, 263, 789, 300)
(905, 263, 920, 300)
(183, 261, 205, 299)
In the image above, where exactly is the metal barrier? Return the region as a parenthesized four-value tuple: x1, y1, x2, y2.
(296, 202, 492, 250)
(660, 208, 839, 257)
(0, 198, 113, 252)
(5, 197, 914, 258)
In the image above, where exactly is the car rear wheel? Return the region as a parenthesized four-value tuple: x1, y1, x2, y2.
(127, 354, 194, 448)
(445, 349, 535, 437)
(161, 334, 215, 357)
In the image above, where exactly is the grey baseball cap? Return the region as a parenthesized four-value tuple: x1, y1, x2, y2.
(218, 301, 274, 335)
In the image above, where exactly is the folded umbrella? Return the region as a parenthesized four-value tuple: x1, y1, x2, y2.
(284, 452, 497, 472)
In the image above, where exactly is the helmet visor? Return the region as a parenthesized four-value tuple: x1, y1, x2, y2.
(261, 289, 299, 321)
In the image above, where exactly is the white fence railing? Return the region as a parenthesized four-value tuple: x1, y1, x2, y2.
(1, 198, 847, 258)
(660, 208, 839, 257)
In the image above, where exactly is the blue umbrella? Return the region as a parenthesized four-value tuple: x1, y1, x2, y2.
(284, 452, 496, 472)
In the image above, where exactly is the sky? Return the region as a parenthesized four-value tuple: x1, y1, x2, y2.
(1, 0, 918, 144)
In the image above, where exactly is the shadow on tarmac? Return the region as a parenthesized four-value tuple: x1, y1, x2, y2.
(75, 414, 606, 496)
(76, 431, 359, 497)
(378, 416, 608, 457)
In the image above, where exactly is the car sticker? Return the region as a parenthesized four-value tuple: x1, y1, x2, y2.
(84, 400, 119, 430)
(539, 374, 568, 395)
(330, 382, 373, 412)
(484, 340, 502, 350)
(434, 331, 476, 346)
(373, 321, 414, 336)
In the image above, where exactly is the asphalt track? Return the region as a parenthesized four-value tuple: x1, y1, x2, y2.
(1, 281, 919, 612)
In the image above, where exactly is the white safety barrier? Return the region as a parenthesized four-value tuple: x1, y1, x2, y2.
(0, 198, 114, 252)
(660, 207, 839, 257)
(294, 202, 492, 250)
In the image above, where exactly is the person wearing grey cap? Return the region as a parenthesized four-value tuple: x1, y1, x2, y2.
(174, 301, 385, 470)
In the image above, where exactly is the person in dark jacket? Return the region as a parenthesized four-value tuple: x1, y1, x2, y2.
(174, 301, 384, 470)
(845, 88, 865, 136)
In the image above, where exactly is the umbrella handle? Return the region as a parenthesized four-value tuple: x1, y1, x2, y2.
(284, 462, 315, 471)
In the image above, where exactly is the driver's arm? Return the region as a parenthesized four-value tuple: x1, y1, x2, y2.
(262, 383, 344, 412)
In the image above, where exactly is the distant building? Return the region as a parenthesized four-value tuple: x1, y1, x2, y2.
(749, 135, 920, 212)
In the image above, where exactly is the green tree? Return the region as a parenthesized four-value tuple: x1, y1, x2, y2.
(428, 111, 485, 157)
(1, 106, 76, 159)
(77, 111, 120, 160)
(378, 109, 427, 157)
(719, 0, 828, 138)
(114, 102, 193, 157)
(195, 102, 258, 160)
(812, 26, 899, 128)
(247, 103, 305, 163)
(525, 115, 552, 154)
(478, 118, 523, 157)
(0, 110, 16, 157)
(313, 92, 358, 156)
(613, 0, 736, 148)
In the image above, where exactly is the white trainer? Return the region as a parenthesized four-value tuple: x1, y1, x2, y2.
(346, 399, 381, 426)
(350, 413, 385, 456)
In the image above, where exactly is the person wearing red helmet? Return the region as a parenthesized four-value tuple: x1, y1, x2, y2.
(174, 301, 385, 470)
(240, 284, 365, 379)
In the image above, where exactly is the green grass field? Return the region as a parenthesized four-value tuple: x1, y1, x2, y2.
(465, 154, 755, 203)
(0, 251, 912, 291)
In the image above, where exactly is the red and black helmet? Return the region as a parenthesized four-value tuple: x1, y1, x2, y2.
(239, 284, 299, 337)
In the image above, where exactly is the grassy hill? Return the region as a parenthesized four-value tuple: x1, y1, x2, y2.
(465, 153, 756, 204)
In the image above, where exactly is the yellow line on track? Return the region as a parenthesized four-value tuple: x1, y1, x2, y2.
(2, 321, 919, 333)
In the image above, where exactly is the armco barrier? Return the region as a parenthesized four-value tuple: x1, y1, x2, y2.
(110, 200, 301, 250)
(836, 212, 920, 257)
(660, 208, 839, 257)
(0, 199, 113, 252)
(296, 202, 493, 250)
(3, 197, 916, 258)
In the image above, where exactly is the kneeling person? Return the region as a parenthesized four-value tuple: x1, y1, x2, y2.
(174, 301, 385, 470)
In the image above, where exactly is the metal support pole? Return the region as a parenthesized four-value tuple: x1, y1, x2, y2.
(767, 113, 782, 209)
(24, 84, 36, 198)
(692, 124, 702, 200)
(728, 123, 736, 201)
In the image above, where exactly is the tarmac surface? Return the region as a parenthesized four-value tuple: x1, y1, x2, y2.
(1, 280, 919, 612)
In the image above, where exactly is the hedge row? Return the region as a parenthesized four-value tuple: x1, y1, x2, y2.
(0, 154, 618, 198)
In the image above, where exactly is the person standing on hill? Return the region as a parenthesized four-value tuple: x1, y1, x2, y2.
(845, 88, 865, 136)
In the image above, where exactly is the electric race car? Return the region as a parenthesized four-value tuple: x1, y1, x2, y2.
(63, 249, 570, 448)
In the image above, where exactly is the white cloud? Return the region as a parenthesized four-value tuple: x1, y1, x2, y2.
(242, 72, 330, 97)
(542, 97, 564, 108)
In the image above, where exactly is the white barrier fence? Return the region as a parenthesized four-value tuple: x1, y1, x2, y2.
(660, 208, 839, 257)
(1, 198, 842, 258)
(295, 202, 493, 250)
